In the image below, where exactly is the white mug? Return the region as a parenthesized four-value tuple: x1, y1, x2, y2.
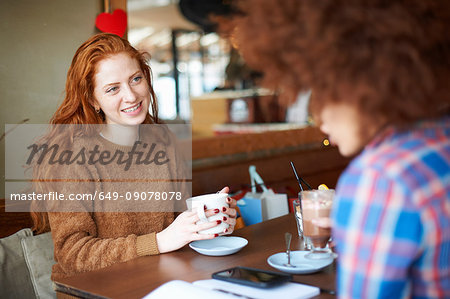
(186, 193, 229, 234)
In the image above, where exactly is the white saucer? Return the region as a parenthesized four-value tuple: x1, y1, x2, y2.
(267, 251, 334, 274)
(189, 236, 248, 256)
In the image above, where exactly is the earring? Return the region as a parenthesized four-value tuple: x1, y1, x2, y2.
(95, 107, 101, 114)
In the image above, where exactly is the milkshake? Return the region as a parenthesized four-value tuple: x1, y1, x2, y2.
(300, 189, 334, 259)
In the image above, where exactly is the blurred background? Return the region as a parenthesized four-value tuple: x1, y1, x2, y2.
(126, 0, 310, 137)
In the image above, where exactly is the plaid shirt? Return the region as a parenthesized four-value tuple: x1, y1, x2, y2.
(332, 117, 450, 299)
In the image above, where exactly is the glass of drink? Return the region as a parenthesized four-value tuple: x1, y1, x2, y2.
(300, 189, 334, 259)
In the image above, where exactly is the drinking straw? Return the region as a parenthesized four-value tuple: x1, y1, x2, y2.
(289, 161, 312, 191)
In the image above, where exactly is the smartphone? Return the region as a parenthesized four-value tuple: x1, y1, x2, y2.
(212, 266, 292, 288)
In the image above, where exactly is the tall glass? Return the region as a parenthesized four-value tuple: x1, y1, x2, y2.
(293, 198, 311, 250)
(300, 189, 334, 259)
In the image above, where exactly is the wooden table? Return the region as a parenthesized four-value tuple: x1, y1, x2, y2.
(54, 214, 336, 298)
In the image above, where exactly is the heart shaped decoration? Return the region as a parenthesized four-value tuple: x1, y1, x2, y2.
(95, 9, 127, 37)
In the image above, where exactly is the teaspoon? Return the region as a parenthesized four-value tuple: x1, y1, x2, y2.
(284, 232, 296, 267)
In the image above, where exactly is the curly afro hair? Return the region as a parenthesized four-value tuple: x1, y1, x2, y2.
(227, 0, 450, 125)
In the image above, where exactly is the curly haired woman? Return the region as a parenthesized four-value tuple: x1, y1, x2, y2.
(228, 0, 449, 297)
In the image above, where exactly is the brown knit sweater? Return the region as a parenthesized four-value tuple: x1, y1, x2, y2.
(44, 126, 187, 280)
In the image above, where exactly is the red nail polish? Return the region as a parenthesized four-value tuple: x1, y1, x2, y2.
(204, 205, 207, 210)
(214, 208, 220, 213)
(214, 234, 219, 237)
(222, 207, 227, 212)
(216, 220, 222, 224)
(223, 216, 227, 221)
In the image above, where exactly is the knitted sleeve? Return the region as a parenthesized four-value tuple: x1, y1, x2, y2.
(45, 140, 160, 278)
(49, 211, 159, 277)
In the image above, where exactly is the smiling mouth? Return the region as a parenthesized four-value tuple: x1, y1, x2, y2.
(121, 102, 142, 113)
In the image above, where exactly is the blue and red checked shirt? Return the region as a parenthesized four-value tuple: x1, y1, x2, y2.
(332, 116, 450, 299)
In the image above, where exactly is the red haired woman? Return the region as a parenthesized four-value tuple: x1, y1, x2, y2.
(30, 33, 237, 280)
(228, 0, 449, 297)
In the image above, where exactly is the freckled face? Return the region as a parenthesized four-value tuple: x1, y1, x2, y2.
(319, 103, 380, 157)
(93, 52, 150, 126)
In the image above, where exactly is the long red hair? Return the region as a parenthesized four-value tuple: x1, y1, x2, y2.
(31, 33, 159, 233)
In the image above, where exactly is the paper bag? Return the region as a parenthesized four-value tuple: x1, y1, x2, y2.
(237, 166, 289, 225)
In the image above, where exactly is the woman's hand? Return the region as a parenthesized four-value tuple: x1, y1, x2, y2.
(218, 186, 237, 235)
(156, 208, 223, 253)
(312, 217, 335, 251)
(156, 186, 237, 253)
(311, 217, 332, 229)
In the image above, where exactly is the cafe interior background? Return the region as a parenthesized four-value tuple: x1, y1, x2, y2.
(0, 0, 350, 237)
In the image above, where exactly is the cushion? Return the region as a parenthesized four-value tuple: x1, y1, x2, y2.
(21, 232, 56, 299)
(0, 228, 35, 299)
